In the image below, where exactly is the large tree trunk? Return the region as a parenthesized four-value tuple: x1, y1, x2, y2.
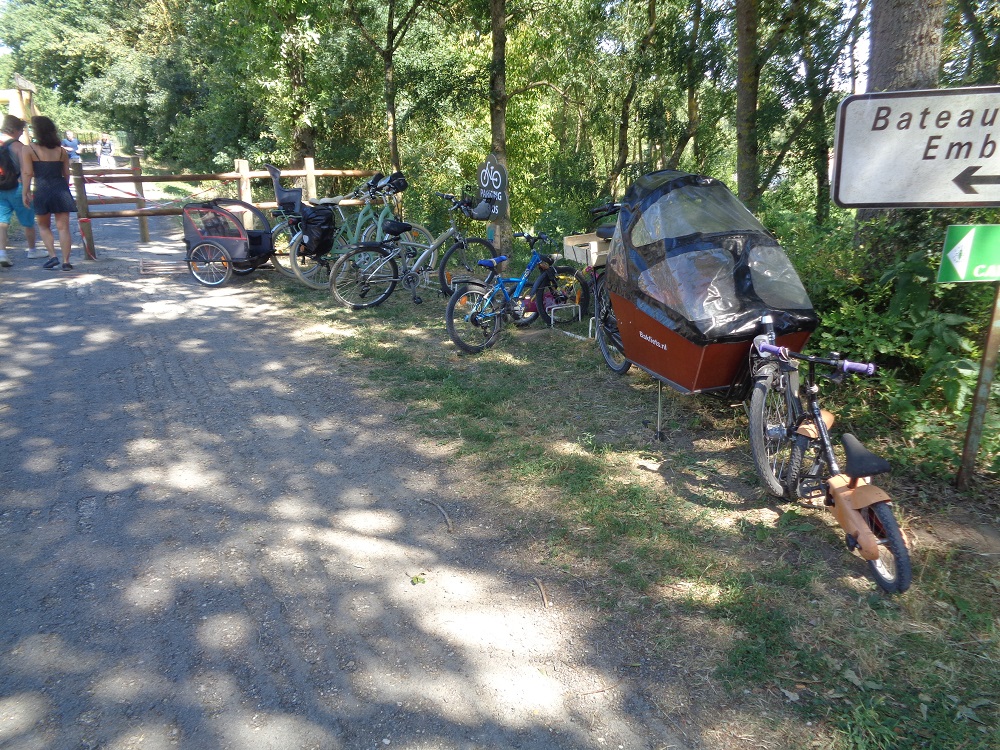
(859, 0, 947, 232)
(868, 0, 947, 92)
(489, 0, 513, 254)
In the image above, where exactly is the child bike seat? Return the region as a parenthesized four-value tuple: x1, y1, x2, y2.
(265, 164, 303, 216)
(477, 256, 507, 270)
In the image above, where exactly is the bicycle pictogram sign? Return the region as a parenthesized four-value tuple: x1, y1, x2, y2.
(476, 154, 509, 217)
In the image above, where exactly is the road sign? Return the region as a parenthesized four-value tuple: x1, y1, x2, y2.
(938, 225, 1000, 283)
(834, 86, 1000, 208)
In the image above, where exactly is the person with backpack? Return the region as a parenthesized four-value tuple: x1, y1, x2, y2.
(21, 116, 77, 271)
(0, 115, 41, 267)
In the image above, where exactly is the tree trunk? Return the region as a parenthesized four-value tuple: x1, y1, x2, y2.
(489, 0, 513, 254)
(285, 43, 315, 167)
(735, 0, 760, 211)
(868, 0, 946, 92)
(605, 0, 657, 196)
(384, 52, 400, 173)
(859, 0, 946, 230)
(666, 0, 702, 171)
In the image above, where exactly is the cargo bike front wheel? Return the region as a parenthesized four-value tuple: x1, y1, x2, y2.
(748, 362, 796, 497)
(593, 274, 631, 374)
(188, 241, 233, 287)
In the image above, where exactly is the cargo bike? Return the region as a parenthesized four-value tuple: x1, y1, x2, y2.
(565, 169, 910, 592)
(183, 199, 280, 287)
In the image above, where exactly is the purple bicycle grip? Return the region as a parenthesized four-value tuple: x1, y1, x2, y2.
(841, 360, 876, 376)
(756, 341, 785, 356)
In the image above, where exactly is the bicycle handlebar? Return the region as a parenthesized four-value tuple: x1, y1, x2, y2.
(589, 202, 620, 217)
(514, 231, 550, 247)
(755, 340, 876, 376)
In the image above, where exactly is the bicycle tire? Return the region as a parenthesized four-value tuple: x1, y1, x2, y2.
(748, 363, 796, 497)
(861, 501, 912, 594)
(188, 241, 233, 287)
(329, 246, 398, 309)
(438, 237, 498, 296)
(445, 282, 503, 353)
(289, 235, 329, 289)
(532, 266, 591, 326)
(270, 219, 297, 278)
(594, 274, 631, 374)
(785, 433, 811, 499)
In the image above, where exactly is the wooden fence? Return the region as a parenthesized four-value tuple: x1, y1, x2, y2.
(70, 157, 373, 259)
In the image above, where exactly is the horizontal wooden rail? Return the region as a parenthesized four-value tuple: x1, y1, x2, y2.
(71, 157, 375, 258)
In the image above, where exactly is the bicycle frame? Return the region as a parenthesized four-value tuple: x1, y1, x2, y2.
(482, 250, 549, 313)
(756, 341, 900, 565)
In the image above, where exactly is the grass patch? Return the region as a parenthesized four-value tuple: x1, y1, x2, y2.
(261, 272, 1000, 749)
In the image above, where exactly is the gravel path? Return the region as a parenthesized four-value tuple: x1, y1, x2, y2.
(0, 218, 685, 749)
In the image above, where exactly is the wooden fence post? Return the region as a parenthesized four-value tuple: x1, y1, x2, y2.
(71, 161, 96, 259)
(131, 156, 150, 243)
(305, 157, 317, 201)
(236, 159, 251, 203)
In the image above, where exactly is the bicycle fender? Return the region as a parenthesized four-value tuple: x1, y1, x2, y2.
(828, 476, 886, 561)
(796, 409, 835, 438)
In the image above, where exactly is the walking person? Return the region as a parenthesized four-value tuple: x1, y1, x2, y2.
(0, 115, 41, 267)
(62, 130, 82, 162)
(97, 133, 115, 169)
(21, 116, 77, 271)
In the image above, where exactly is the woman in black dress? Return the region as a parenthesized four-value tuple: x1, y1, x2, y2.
(21, 116, 77, 270)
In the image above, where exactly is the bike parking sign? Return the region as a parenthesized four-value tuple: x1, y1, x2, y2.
(477, 154, 509, 217)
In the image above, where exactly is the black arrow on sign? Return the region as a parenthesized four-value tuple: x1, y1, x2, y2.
(953, 165, 1000, 195)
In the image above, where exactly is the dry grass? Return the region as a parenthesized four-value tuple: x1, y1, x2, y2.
(260, 272, 1000, 750)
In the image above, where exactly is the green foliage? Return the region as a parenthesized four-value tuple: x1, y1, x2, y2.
(767, 203, 1000, 478)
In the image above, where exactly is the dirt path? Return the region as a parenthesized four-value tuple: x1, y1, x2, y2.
(0, 220, 686, 748)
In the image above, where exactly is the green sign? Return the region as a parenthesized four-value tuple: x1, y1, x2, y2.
(938, 225, 1000, 283)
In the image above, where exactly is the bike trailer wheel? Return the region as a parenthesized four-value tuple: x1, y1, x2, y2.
(188, 241, 233, 287)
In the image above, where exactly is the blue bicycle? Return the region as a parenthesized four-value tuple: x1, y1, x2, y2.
(445, 232, 590, 353)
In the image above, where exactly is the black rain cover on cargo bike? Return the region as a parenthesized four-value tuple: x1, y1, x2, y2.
(605, 170, 817, 345)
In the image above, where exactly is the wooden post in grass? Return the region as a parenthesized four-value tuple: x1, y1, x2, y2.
(956, 281, 1000, 490)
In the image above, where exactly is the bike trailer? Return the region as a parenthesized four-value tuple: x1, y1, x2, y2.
(605, 170, 817, 394)
(182, 199, 274, 262)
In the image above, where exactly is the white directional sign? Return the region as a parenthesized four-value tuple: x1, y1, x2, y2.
(833, 86, 1000, 208)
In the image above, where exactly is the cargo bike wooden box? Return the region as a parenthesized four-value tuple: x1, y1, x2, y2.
(571, 170, 817, 397)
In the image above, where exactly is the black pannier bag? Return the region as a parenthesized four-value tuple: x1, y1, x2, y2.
(300, 204, 336, 256)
